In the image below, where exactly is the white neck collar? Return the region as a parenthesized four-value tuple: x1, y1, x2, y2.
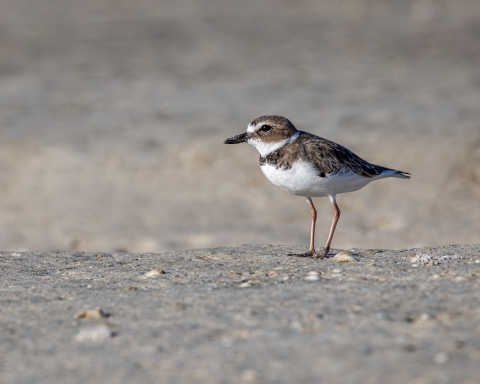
(248, 131, 300, 157)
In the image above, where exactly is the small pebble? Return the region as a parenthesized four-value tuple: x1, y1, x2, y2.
(124, 285, 138, 291)
(333, 251, 358, 262)
(241, 370, 257, 382)
(239, 282, 251, 288)
(144, 269, 165, 278)
(175, 302, 187, 310)
(434, 352, 449, 365)
(419, 313, 430, 321)
(74, 308, 108, 319)
(207, 283, 218, 290)
(290, 320, 303, 330)
(242, 369, 257, 383)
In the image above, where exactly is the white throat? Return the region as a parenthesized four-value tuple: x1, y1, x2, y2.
(248, 131, 300, 157)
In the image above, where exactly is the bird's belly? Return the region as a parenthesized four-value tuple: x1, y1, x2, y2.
(260, 161, 329, 197)
(260, 161, 373, 197)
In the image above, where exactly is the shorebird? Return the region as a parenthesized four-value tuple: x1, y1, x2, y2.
(224, 115, 410, 258)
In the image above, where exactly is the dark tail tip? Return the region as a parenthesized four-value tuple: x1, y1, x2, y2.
(395, 170, 411, 179)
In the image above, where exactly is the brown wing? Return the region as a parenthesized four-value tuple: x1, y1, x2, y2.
(299, 133, 387, 178)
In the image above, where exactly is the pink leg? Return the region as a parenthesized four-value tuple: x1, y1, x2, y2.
(315, 200, 341, 259)
(305, 197, 317, 256)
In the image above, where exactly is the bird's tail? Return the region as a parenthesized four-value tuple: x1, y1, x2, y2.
(385, 169, 411, 179)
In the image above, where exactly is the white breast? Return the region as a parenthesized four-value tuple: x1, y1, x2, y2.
(260, 160, 375, 197)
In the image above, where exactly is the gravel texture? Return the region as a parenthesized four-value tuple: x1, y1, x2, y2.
(1, 0, 480, 252)
(1, 245, 479, 383)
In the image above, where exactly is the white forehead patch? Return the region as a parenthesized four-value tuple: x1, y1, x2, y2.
(247, 122, 260, 133)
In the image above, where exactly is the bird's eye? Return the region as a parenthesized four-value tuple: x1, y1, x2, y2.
(260, 125, 272, 132)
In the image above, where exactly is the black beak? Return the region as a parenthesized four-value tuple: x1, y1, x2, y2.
(224, 132, 249, 144)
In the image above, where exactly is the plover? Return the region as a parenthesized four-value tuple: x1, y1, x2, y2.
(224, 115, 410, 258)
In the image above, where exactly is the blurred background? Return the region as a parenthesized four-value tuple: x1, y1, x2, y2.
(0, 0, 479, 253)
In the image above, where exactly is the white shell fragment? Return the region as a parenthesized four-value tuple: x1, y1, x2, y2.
(410, 254, 463, 264)
(75, 325, 113, 343)
(144, 269, 166, 278)
(305, 271, 320, 281)
(333, 251, 358, 262)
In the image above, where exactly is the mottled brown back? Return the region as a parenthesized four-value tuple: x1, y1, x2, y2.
(260, 132, 393, 178)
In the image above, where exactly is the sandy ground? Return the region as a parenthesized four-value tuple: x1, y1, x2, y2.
(1, 245, 479, 383)
(0, 0, 479, 253)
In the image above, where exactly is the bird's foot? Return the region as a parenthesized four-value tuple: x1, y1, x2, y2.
(288, 248, 332, 259)
(288, 250, 316, 258)
(312, 248, 331, 259)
